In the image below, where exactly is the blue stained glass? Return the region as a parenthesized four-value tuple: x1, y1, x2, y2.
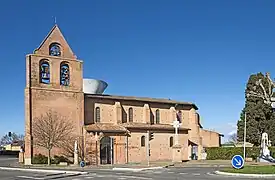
(40, 62, 50, 84)
(50, 43, 61, 56)
(60, 63, 70, 86)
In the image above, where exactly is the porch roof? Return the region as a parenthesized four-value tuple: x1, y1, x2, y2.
(84, 122, 190, 132)
(84, 123, 128, 133)
(122, 122, 190, 131)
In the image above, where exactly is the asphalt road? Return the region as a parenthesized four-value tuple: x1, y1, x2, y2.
(72, 167, 273, 180)
(1, 167, 270, 180)
(63, 168, 275, 180)
(0, 155, 18, 166)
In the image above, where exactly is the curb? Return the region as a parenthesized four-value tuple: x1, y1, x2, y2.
(172, 165, 230, 168)
(215, 171, 275, 177)
(0, 167, 88, 175)
(112, 166, 163, 172)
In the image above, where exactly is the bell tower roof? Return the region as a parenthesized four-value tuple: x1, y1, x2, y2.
(34, 24, 77, 59)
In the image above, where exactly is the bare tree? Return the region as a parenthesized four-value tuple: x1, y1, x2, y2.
(61, 135, 84, 161)
(32, 110, 75, 165)
(0, 133, 24, 146)
(228, 133, 238, 144)
(247, 72, 275, 105)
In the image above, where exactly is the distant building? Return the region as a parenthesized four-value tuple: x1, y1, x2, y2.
(24, 25, 223, 165)
(4, 141, 24, 151)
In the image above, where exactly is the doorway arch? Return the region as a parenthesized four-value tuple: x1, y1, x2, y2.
(100, 136, 114, 164)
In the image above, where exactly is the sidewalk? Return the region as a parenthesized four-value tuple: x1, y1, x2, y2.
(5, 160, 172, 172)
(173, 160, 275, 167)
(6, 160, 269, 172)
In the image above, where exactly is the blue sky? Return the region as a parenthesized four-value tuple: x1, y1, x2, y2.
(1, 0, 275, 142)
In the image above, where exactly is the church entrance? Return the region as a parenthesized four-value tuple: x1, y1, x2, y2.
(100, 136, 114, 164)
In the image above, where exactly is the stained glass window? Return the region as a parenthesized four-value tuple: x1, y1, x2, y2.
(156, 109, 160, 124)
(60, 63, 70, 86)
(141, 136, 145, 147)
(95, 107, 100, 123)
(170, 137, 174, 147)
(49, 43, 61, 56)
(177, 111, 182, 123)
(40, 60, 50, 84)
(128, 108, 133, 122)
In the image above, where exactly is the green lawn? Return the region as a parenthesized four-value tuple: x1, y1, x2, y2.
(222, 166, 275, 174)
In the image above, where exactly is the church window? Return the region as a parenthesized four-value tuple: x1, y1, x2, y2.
(141, 136, 145, 147)
(60, 62, 70, 86)
(39, 60, 50, 84)
(128, 108, 133, 122)
(95, 107, 100, 123)
(177, 110, 182, 123)
(49, 43, 61, 56)
(170, 136, 174, 147)
(156, 109, 160, 124)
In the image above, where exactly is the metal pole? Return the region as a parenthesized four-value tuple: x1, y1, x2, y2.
(110, 137, 113, 165)
(243, 112, 247, 161)
(147, 130, 150, 167)
(175, 124, 178, 145)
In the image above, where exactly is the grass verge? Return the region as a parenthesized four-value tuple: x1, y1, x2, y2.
(221, 165, 275, 174)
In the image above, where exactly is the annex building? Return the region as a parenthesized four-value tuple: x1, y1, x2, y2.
(24, 25, 223, 165)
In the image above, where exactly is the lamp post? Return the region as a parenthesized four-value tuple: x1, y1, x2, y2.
(95, 132, 98, 166)
(243, 112, 247, 160)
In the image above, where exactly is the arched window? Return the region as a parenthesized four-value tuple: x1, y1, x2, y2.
(156, 109, 160, 124)
(128, 108, 133, 122)
(39, 60, 50, 84)
(49, 43, 61, 56)
(177, 110, 182, 123)
(60, 62, 70, 86)
(141, 136, 145, 147)
(169, 136, 174, 147)
(95, 107, 100, 123)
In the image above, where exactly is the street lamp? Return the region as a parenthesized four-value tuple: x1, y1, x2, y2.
(243, 112, 247, 160)
(95, 132, 98, 166)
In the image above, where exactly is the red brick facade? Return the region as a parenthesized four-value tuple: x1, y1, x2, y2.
(24, 25, 222, 165)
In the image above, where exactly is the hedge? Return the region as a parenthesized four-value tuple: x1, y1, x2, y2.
(32, 154, 72, 164)
(205, 147, 275, 160)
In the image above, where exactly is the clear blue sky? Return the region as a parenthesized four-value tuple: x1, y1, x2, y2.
(1, 0, 275, 142)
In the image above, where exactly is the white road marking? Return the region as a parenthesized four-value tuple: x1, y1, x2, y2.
(97, 175, 107, 177)
(167, 172, 174, 173)
(118, 178, 127, 180)
(120, 176, 152, 180)
(179, 172, 188, 175)
(153, 171, 162, 173)
(192, 173, 201, 176)
(84, 177, 94, 179)
(0, 158, 17, 161)
(17, 176, 43, 180)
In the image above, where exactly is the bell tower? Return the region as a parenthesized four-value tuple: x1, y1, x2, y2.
(24, 25, 84, 165)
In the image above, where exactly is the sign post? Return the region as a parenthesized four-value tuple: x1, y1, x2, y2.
(146, 130, 150, 167)
(231, 155, 244, 169)
(80, 161, 85, 171)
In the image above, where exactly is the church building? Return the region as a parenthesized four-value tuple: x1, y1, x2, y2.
(24, 25, 223, 165)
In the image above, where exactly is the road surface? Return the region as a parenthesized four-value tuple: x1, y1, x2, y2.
(0, 167, 270, 180)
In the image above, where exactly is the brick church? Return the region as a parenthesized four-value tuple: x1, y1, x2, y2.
(24, 24, 223, 165)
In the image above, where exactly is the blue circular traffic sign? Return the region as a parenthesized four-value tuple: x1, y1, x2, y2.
(80, 161, 85, 168)
(231, 155, 244, 169)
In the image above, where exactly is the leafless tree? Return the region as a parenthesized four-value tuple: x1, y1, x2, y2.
(0, 133, 24, 146)
(228, 133, 238, 144)
(32, 110, 75, 165)
(247, 72, 275, 105)
(61, 135, 84, 161)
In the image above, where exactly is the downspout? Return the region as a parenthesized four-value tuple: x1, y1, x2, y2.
(28, 55, 33, 162)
